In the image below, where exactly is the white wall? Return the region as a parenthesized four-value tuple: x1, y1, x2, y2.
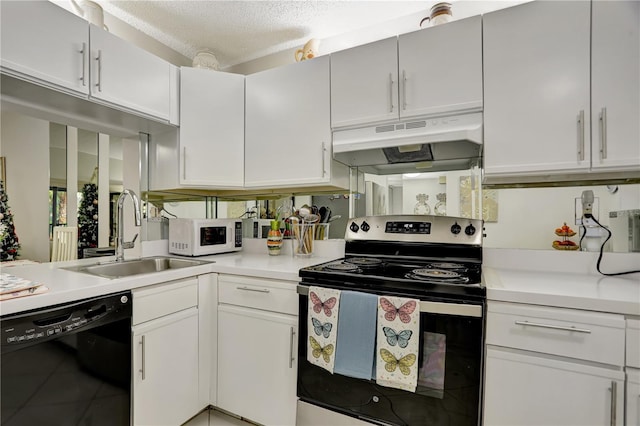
(0, 112, 51, 262)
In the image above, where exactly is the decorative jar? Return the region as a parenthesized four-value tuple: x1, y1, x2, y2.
(267, 220, 283, 256)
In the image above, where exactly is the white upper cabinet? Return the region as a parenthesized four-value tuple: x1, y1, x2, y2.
(330, 16, 482, 129)
(0, 1, 178, 125)
(89, 26, 176, 123)
(179, 67, 245, 188)
(245, 55, 348, 189)
(398, 15, 482, 119)
(330, 36, 399, 128)
(483, 0, 639, 180)
(483, 0, 592, 177)
(590, 0, 640, 172)
(0, 1, 90, 96)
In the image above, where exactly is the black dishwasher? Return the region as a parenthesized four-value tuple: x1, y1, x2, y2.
(1, 291, 132, 426)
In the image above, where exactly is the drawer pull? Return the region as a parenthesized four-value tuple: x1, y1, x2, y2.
(236, 286, 271, 294)
(514, 320, 591, 334)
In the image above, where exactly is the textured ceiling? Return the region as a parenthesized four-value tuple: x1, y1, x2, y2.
(60, 1, 527, 70)
(92, 1, 437, 68)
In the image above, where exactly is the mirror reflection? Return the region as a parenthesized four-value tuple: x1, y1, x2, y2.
(0, 111, 127, 262)
(2, 109, 638, 261)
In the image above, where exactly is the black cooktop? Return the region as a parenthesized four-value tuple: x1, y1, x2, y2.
(299, 255, 485, 300)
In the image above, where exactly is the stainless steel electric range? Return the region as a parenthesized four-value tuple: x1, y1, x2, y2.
(297, 214, 485, 426)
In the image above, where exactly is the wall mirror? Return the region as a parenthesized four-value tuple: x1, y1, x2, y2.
(1, 110, 131, 262)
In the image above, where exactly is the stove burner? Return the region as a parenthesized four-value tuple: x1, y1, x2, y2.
(324, 262, 361, 272)
(405, 268, 471, 284)
(412, 269, 461, 279)
(345, 257, 383, 268)
(427, 262, 465, 270)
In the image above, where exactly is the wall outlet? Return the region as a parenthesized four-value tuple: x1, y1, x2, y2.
(574, 197, 599, 226)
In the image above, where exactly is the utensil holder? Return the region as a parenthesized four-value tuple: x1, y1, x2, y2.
(292, 224, 315, 257)
(314, 223, 330, 240)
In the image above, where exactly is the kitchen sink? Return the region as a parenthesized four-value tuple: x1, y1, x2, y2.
(63, 256, 213, 279)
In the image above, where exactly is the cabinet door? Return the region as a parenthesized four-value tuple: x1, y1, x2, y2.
(591, 0, 640, 172)
(484, 347, 624, 426)
(180, 67, 244, 188)
(0, 1, 89, 96)
(483, 1, 591, 177)
(133, 308, 199, 426)
(627, 368, 640, 426)
(217, 304, 298, 426)
(330, 37, 399, 128)
(89, 26, 172, 121)
(245, 56, 331, 188)
(398, 15, 482, 119)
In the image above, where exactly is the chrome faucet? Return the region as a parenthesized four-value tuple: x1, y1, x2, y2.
(116, 189, 142, 262)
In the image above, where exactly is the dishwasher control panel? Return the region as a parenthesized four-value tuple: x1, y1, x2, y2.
(1, 291, 131, 350)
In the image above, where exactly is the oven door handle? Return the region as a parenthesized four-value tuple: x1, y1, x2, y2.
(296, 285, 483, 318)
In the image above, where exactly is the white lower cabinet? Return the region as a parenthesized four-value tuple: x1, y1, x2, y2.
(627, 318, 640, 426)
(132, 278, 200, 426)
(484, 301, 626, 426)
(216, 275, 298, 426)
(628, 368, 640, 426)
(485, 347, 624, 425)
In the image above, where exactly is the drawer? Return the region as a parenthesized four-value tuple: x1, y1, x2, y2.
(487, 301, 625, 366)
(132, 278, 198, 325)
(218, 275, 298, 315)
(627, 318, 640, 368)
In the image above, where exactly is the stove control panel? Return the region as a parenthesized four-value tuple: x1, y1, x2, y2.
(345, 215, 483, 245)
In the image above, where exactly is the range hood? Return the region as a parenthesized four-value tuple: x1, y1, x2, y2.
(333, 112, 483, 175)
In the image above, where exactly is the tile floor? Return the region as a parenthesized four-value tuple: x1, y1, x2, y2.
(184, 408, 256, 426)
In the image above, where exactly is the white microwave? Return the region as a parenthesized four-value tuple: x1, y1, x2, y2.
(242, 218, 274, 239)
(169, 218, 242, 256)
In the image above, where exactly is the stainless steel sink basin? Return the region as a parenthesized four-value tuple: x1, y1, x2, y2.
(64, 256, 213, 279)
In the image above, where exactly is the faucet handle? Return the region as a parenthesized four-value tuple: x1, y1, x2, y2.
(122, 233, 139, 249)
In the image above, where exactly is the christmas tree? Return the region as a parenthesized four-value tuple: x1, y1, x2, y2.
(78, 183, 99, 257)
(0, 179, 20, 261)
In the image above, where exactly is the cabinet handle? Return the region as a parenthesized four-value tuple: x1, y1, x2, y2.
(389, 73, 395, 113)
(514, 320, 591, 334)
(577, 110, 585, 161)
(182, 147, 187, 180)
(236, 286, 270, 293)
(80, 43, 87, 86)
(139, 335, 146, 380)
(289, 327, 296, 368)
(402, 70, 407, 110)
(95, 50, 102, 92)
(609, 381, 617, 426)
(321, 142, 327, 177)
(599, 107, 607, 160)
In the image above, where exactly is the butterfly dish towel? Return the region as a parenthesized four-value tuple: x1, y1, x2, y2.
(376, 295, 420, 392)
(307, 286, 341, 373)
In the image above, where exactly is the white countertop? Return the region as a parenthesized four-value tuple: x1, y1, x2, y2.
(0, 247, 341, 317)
(3, 243, 638, 318)
(483, 248, 640, 316)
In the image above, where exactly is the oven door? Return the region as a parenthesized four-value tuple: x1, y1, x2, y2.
(297, 284, 485, 426)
